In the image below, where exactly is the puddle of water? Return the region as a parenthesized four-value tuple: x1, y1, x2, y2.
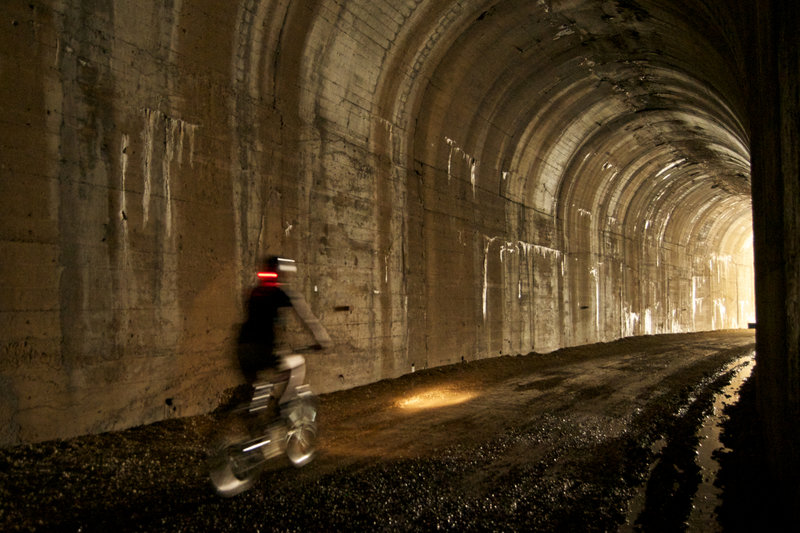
(687, 351, 755, 532)
(620, 437, 667, 531)
(620, 350, 756, 532)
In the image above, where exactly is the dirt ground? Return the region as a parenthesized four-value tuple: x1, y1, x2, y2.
(0, 330, 776, 531)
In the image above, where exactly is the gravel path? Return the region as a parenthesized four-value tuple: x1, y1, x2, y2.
(1, 331, 760, 531)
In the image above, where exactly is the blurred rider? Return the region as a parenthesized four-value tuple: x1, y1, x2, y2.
(237, 256, 331, 417)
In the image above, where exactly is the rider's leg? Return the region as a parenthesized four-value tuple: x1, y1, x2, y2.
(252, 368, 288, 420)
(269, 371, 290, 415)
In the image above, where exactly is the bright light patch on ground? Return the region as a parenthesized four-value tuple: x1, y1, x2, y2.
(396, 388, 477, 410)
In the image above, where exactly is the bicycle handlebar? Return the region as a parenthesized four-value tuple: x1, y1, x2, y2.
(277, 344, 328, 355)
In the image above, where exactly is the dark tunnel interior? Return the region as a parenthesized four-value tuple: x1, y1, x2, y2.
(0, 0, 797, 510)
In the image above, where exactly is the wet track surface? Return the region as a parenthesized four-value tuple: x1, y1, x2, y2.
(1, 331, 758, 531)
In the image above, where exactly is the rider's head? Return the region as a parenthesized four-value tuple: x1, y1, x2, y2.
(257, 255, 297, 286)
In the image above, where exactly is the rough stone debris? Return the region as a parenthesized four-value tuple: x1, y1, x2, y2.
(0, 0, 798, 515)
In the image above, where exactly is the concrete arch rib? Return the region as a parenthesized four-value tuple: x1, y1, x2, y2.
(291, 0, 518, 376)
(290, 0, 496, 382)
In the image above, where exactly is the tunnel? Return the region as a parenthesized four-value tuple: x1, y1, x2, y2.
(0, 0, 797, 510)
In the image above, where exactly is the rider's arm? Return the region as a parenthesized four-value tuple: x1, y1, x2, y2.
(285, 288, 332, 348)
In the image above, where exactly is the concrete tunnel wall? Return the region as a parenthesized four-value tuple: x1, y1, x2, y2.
(0, 0, 757, 446)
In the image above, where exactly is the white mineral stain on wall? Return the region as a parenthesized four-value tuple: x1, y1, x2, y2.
(499, 241, 516, 263)
(118, 134, 132, 346)
(713, 298, 728, 329)
(528, 242, 562, 258)
(377, 116, 394, 136)
(141, 109, 198, 235)
(446, 137, 455, 181)
(655, 158, 686, 178)
(163, 121, 177, 236)
(120, 134, 129, 222)
(445, 137, 478, 193)
(623, 306, 639, 337)
(481, 235, 562, 321)
(470, 159, 478, 195)
(740, 301, 755, 325)
(672, 311, 680, 333)
(119, 133, 132, 280)
(142, 109, 158, 226)
(644, 308, 653, 335)
(482, 236, 500, 320)
(590, 265, 600, 334)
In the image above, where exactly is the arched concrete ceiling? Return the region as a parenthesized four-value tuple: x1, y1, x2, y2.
(377, 0, 752, 261)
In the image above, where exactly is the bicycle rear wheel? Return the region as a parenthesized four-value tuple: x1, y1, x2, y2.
(208, 421, 264, 497)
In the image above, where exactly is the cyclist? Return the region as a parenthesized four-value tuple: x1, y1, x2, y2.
(237, 256, 331, 417)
